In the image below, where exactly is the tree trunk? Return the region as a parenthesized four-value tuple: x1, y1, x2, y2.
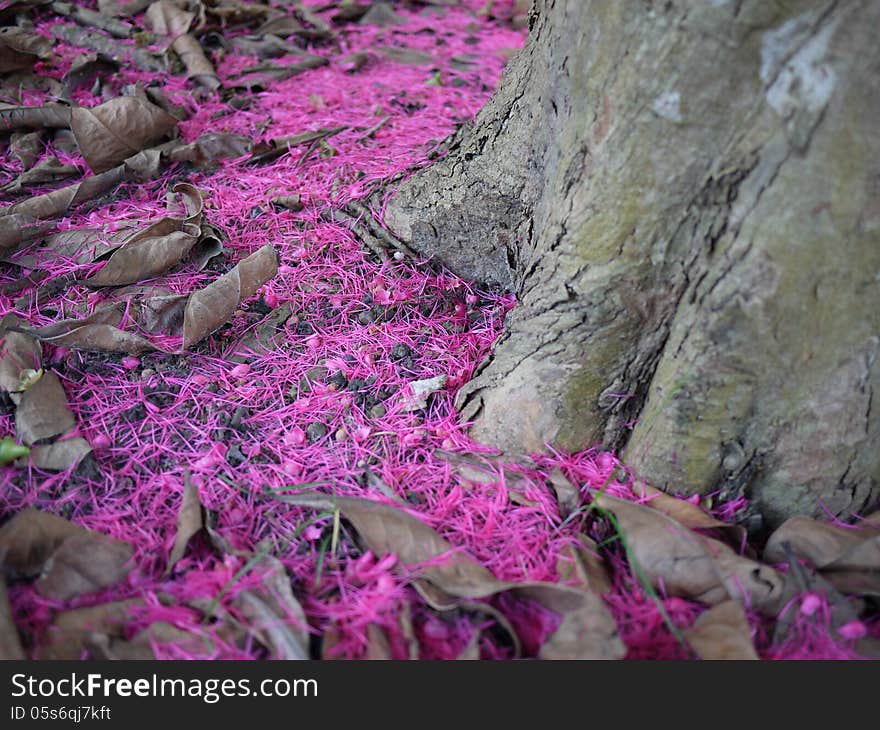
(383, 0, 880, 525)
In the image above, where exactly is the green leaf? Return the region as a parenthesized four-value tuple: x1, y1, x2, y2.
(0, 437, 30, 465)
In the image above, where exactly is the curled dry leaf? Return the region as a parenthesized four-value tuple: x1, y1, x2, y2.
(765, 514, 880, 572)
(71, 96, 178, 173)
(9, 131, 45, 170)
(86, 183, 204, 286)
(632, 481, 746, 546)
(0, 577, 25, 659)
(87, 621, 214, 660)
(0, 314, 42, 393)
(283, 491, 501, 598)
(183, 244, 278, 348)
(548, 467, 580, 517)
(2, 156, 80, 194)
(50, 23, 165, 73)
(286, 491, 624, 659)
(3, 147, 165, 221)
(51, 1, 134, 39)
(146, 0, 220, 90)
(556, 535, 612, 595)
(595, 494, 786, 614)
(377, 46, 435, 67)
(684, 600, 759, 660)
(166, 477, 204, 574)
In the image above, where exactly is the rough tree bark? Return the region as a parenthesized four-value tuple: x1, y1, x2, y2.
(383, 0, 880, 526)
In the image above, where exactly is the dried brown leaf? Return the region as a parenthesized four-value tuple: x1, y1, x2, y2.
(364, 623, 393, 660)
(684, 601, 759, 660)
(596, 494, 786, 613)
(14, 371, 76, 445)
(170, 133, 252, 167)
(27, 437, 92, 471)
(0, 27, 52, 73)
(183, 244, 278, 348)
(166, 478, 204, 574)
(377, 46, 435, 66)
(26, 305, 156, 354)
(9, 131, 44, 170)
(0, 104, 71, 132)
(0, 314, 42, 394)
(288, 490, 624, 658)
(0, 214, 54, 255)
(3, 147, 165, 221)
(548, 467, 580, 517)
(230, 56, 327, 90)
(0, 508, 87, 578)
(3, 156, 80, 194)
(36, 532, 133, 601)
(556, 535, 612, 595)
(0, 577, 25, 659)
(38, 599, 142, 660)
(249, 126, 347, 165)
(86, 183, 203, 286)
(283, 491, 502, 598)
(232, 555, 309, 660)
(633, 482, 746, 546)
(765, 514, 880, 572)
(71, 97, 177, 173)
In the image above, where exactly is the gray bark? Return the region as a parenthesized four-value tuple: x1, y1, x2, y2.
(384, 0, 880, 525)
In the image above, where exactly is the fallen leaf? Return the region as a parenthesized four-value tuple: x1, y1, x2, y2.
(0, 314, 42, 393)
(230, 56, 328, 90)
(765, 514, 880, 572)
(249, 127, 347, 165)
(633, 481, 745, 546)
(166, 477, 204, 574)
(0, 104, 71, 132)
(286, 491, 624, 658)
(71, 96, 178, 173)
(26, 438, 92, 471)
(0, 508, 87, 578)
(86, 183, 204, 286)
(232, 555, 310, 660)
(183, 244, 278, 348)
(14, 371, 76, 445)
(0, 437, 30, 465)
(595, 494, 786, 614)
(377, 46, 435, 67)
(359, 2, 406, 27)
(0, 27, 52, 73)
(36, 532, 133, 601)
(556, 535, 612, 595)
(170, 133, 252, 167)
(146, 0, 220, 90)
(9, 131, 45, 170)
(0, 577, 25, 659)
(3, 156, 80, 194)
(548, 467, 580, 517)
(282, 491, 501, 598)
(38, 599, 142, 660)
(684, 601, 759, 660)
(87, 620, 214, 659)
